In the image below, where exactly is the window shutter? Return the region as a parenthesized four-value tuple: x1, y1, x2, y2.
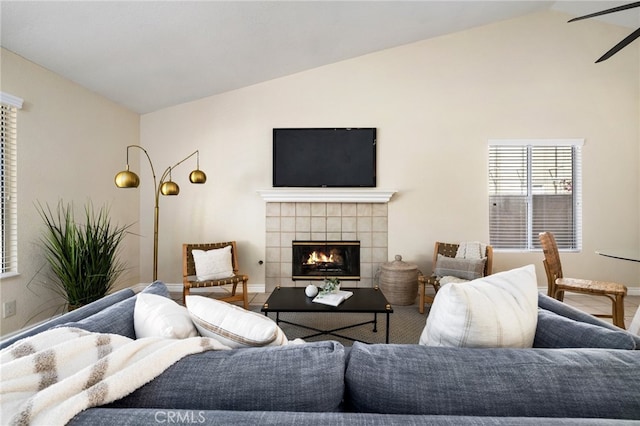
(1, 93, 22, 275)
(488, 145, 528, 249)
(488, 139, 582, 251)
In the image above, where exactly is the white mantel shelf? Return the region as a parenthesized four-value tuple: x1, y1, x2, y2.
(257, 188, 397, 203)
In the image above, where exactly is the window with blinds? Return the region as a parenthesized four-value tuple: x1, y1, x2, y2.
(488, 139, 583, 251)
(1, 93, 21, 276)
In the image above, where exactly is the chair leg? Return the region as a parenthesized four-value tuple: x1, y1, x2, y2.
(183, 286, 190, 305)
(418, 281, 425, 314)
(242, 279, 249, 310)
(613, 294, 626, 329)
(554, 289, 565, 302)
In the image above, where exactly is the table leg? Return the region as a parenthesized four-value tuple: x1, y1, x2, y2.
(385, 312, 390, 343)
(373, 313, 378, 332)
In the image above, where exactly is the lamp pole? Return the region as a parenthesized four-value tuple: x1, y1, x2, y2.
(115, 145, 206, 281)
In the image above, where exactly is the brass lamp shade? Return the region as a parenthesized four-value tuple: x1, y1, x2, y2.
(114, 145, 206, 282)
(115, 170, 140, 188)
(160, 181, 180, 195)
(189, 169, 207, 184)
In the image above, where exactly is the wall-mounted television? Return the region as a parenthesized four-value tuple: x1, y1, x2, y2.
(273, 128, 376, 187)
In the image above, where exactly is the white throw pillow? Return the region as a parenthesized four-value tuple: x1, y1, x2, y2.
(134, 293, 198, 339)
(192, 245, 234, 281)
(419, 264, 538, 348)
(186, 295, 288, 348)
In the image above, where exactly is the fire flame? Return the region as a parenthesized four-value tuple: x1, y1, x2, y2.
(305, 251, 334, 265)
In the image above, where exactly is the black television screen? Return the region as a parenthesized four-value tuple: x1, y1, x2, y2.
(273, 128, 376, 187)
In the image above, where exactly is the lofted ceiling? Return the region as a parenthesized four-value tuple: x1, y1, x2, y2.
(1, 1, 638, 114)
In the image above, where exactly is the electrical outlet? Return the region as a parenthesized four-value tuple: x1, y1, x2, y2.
(3, 300, 16, 318)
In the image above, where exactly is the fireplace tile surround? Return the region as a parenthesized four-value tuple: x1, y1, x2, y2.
(265, 202, 389, 292)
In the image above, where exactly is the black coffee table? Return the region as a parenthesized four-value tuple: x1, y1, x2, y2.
(261, 287, 393, 343)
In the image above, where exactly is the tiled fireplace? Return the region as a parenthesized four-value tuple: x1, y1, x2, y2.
(263, 192, 393, 292)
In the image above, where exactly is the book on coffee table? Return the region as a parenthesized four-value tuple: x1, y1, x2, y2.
(312, 290, 354, 307)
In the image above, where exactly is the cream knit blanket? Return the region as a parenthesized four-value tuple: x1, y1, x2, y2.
(0, 327, 230, 426)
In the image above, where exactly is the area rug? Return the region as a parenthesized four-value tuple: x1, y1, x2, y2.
(252, 304, 430, 346)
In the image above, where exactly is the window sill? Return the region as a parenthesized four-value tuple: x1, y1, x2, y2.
(0, 271, 20, 280)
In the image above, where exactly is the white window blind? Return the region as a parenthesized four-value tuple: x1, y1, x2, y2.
(1, 92, 22, 276)
(488, 139, 583, 251)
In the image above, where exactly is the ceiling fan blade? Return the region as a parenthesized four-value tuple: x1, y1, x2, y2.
(568, 1, 640, 23)
(596, 27, 640, 62)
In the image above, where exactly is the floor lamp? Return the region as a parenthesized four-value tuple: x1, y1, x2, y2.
(114, 144, 206, 281)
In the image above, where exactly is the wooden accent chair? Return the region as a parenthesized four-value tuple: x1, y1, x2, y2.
(418, 242, 493, 314)
(182, 241, 249, 309)
(538, 231, 626, 329)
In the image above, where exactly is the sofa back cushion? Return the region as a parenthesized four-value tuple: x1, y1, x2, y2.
(57, 281, 170, 339)
(345, 342, 640, 419)
(106, 340, 345, 413)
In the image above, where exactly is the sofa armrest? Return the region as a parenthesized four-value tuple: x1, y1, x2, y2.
(538, 293, 640, 348)
(0, 288, 135, 349)
(535, 308, 635, 349)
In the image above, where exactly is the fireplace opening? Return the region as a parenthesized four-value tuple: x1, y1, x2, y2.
(292, 240, 360, 280)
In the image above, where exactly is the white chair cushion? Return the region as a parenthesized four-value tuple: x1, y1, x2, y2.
(134, 293, 198, 339)
(192, 245, 234, 281)
(186, 295, 288, 348)
(420, 264, 538, 348)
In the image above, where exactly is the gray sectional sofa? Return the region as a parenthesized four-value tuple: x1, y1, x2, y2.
(2, 281, 639, 425)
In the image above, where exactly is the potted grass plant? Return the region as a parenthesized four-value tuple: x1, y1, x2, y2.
(37, 201, 132, 310)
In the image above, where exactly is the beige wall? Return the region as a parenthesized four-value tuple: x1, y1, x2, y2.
(140, 11, 639, 291)
(0, 48, 140, 335)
